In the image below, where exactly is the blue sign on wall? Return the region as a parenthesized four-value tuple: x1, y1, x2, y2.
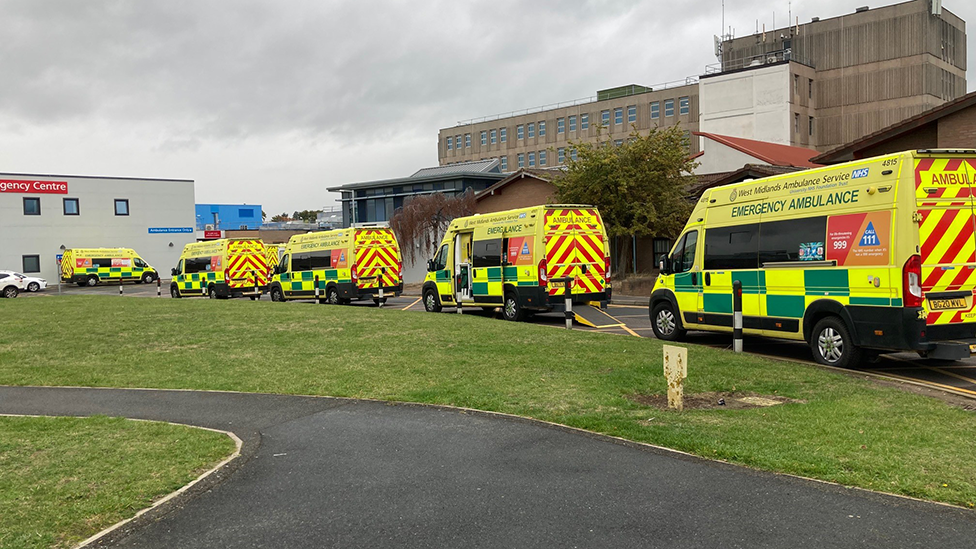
(148, 227, 193, 234)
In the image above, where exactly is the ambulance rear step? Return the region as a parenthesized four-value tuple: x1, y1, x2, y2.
(925, 338, 976, 360)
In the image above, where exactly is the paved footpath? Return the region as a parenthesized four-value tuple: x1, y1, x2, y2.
(1, 386, 973, 548)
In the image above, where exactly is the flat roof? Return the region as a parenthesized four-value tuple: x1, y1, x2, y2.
(0, 171, 193, 183)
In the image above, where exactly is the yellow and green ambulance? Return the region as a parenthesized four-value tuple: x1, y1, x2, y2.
(267, 225, 403, 305)
(651, 149, 976, 367)
(60, 248, 158, 286)
(170, 239, 268, 299)
(422, 205, 611, 321)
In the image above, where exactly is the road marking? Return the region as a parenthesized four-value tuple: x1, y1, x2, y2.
(875, 371, 976, 397)
(927, 367, 976, 386)
(402, 297, 422, 311)
(608, 304, 646, 309)
(595, 309, 640, 337)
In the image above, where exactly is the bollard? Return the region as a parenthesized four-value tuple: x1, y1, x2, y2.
(663, 345, 688, 411)
(252, 270, 258, 297)
(564, 278, 573, 330)
(315, 275, 320, 303)
(119, 283, 123, 296)
(157, 277, 161, 297)
(733, 279, 743, 353)
(378, 287, 384, 307)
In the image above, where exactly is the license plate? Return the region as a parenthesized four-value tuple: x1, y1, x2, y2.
(929, 298, 967, 310)
(970, 344, 976, 354)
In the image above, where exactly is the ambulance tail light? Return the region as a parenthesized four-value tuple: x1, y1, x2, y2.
(538, 258, 548, 289)
(903, 254, 924, 308)
(604, 255, 611, 285)
(351, 264, 358, 282)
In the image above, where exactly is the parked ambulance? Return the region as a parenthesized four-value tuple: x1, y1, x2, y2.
(60, 248, 159, 286)
(651, 149, 976, 367)
(267, 224, 403, 305)
(422, 205, 611, 321)
(170, 239, 268, 299)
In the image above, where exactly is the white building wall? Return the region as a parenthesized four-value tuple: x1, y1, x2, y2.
(0, 173, 196, 283)
(699, 64, 792, 145)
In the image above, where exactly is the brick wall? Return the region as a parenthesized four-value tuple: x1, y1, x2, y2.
(474, 177, 556, 214)
(938, 108, 976, 148)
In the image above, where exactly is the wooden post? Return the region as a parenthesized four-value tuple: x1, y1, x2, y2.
(663, 344, 688, 411)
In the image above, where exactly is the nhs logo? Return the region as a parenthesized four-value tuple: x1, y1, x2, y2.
(851, 168, 870, 179)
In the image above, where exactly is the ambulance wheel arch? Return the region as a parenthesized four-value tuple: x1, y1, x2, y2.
(269, 283, 286, 302)
(649, 290, 686, 341)
(422, 282, 441, 312)
(802, 301, 864, 367)
(801, 300, 860, 347)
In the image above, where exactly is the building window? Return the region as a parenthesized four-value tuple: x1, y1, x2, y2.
(490, 129, 497, 144)
(539, 150, 547, 166)
(63, 198, 79, 215)
(601, 110, 610, 126)
(115, 199, 129, 216)
(528, 152, 536, 167)
(465, 134, 471, 148)
(664, 99, 674, 117)
(569, 115, 577, 132)
(538, 121, 546, 137)
(794, 74, 799, 95)
(557, 117, 565, 134)
(518, 153, 524, 168)
(23, 197, 40, 215)
(556, 147, 565, 164)
(22, 255, 40, 273)
(517, 125, 524, 140)
(500, 156, 508, 171)
(581, 113, 589, 130)
(446, 137, 452, 150)
(528, 123, 535, 138)
(614, 108, 623, 125)
(570, 148, 578, 161)
(628, 105, 637, 123)
(500, 127, 507, 142)
(455, 136, 461, 149)
(614, 139, 624, 146)
(480, 131, 487, 146)
(808, 79, 813, 100)
(650, 101, 660, 119)
(809, 116, 815, 136)
(679, 96, 689, 115)
(794, 113, 800, 133)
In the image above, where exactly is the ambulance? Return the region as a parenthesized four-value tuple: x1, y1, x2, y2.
(267, 224, 403, 305)
(60, 248, 159, 286)
(651, 149, 976, 367)
(170, 239, 269, 299)
(422, 205, 611, 321)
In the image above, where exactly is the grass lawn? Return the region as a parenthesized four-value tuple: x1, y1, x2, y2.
(1, 296, 975, 509)
(0, 415, 235, 549)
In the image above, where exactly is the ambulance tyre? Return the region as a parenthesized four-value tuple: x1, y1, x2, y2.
(141, 272, 156, 284)
(326, 287, 340, 305)
(208, 285, 217, 299)
(86, 276, 98, 287)
(651, 302, 686, 341)
(810, 316, 863, 368)
(170, 286, 181, 299)
(503, 292, 525, 322)
(423, 289, 441, 313)
(373, 297, 387, 306)
(270, 287, 285, 302)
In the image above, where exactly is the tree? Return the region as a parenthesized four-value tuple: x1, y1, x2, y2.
(262, 210, 267, 221)
(389, 191, 476, 263)
(292, 209, 321, 223)
(554, 126, 697, 274)
(270, 212, 290, 222)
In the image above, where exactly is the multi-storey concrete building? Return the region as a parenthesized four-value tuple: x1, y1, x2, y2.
(439, 0, 966, 164)
(438, 82, 700, 168)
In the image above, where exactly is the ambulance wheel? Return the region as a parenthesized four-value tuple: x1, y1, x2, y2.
(27, 282, 40, 292)
(503, 292, 525, 322)
(76, 281, 87, 287)
(373, 297, 387, 306)
(170, 286, 181, 299)
(2, 285, 18, 298)
(423, 289, 441, 313)
(141, 272, 156, 284)
(811, 316, 863, 368)
(651, 302, 686, 341)
(208, 285, 217, 299)
(326, 287, 340, 305)
(86, 276, 98, 287)
(270, 287, 285, 302)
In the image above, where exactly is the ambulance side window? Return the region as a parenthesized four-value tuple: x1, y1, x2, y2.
(433, 244, 448, 271)
(176, 259, 184, 275)
(671, 230, 698, 273)
(133, 258, 147, 268)
(280, 254, 290, 272)
(472, 239, 503, 268)
(704, 224, 759, 270)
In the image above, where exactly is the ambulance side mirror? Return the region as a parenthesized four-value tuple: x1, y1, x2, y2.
(658, 254, 671, 275)
(170, 267, 178, 276)
(427, 259, 435, 272)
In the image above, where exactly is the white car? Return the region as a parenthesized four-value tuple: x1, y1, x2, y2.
(10, 272, 47, 292)
(0, 270, 26, 298)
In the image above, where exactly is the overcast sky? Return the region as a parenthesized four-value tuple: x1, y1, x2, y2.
(0, 0, 973, 217)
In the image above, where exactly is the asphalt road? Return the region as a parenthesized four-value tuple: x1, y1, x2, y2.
(1, 386, 974, 548)
(22, 282, 976, 398)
